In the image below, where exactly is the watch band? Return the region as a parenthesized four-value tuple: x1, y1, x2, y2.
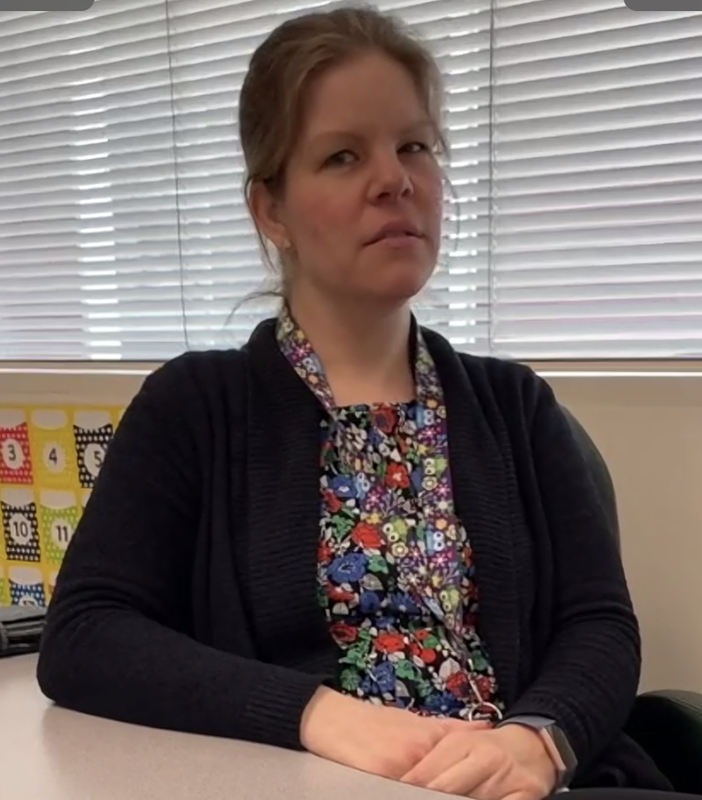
(496, 715, 578, 790)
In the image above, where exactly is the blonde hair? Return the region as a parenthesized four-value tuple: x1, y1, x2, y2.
(238, 4, 448, 292)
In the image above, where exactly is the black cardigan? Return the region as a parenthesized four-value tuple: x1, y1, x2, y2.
(37, 319, 669, 790)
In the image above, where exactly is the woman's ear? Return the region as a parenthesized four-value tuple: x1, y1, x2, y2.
(248, 181, 290, 252)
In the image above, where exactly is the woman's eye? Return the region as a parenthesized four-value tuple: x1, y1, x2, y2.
(325, 150, 356, 167)
(401, 141, 430, 155)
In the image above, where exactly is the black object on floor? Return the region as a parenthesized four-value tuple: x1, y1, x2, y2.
(0, 605, 46, 657)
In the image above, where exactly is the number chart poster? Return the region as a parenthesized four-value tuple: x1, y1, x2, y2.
(0, 406, 124, 608)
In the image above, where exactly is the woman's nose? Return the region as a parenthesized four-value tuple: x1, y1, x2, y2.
(369, 153, 414, 202)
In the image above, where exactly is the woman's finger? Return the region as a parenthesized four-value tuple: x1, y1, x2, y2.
(425, 751, 497, 796)
(441, 719, 493, 734)
(401, 731, 473, 787)
(434, 767, 545, 800)
(501, 791, 538, 800)
(470, 785, 535, 800)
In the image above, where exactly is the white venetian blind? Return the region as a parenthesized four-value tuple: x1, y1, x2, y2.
(0, 0, 184, 359)
(0, 0, 492, 360)
(489, 0, 702, 358)
(1, 0, 701, 360)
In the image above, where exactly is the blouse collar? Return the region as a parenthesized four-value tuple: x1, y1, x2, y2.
(275, 304, 443, 413)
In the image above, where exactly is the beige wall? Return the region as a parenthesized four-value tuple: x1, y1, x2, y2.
(1, 363, 700, 694)
(548, 371, 702, 695)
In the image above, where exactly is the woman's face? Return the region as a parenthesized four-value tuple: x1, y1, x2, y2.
(264, 51, 444, 307)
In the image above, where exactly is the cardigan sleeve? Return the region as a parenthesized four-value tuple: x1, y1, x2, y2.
(36, 356, 327, 749)
(503, 375, 642, 770)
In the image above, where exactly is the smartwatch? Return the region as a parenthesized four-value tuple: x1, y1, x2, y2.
(497, 715, 578, 791)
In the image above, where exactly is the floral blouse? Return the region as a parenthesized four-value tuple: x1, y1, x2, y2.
(277, 309, 503, 720)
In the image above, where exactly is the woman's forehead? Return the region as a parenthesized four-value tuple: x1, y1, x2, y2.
(298, 55, 428, 142)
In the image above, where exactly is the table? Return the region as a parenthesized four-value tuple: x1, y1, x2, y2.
(0, 655, 442, 800)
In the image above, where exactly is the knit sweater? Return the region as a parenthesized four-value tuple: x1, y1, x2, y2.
(37, 318, 669, 790)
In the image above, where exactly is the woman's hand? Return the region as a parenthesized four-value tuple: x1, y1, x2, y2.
(401, 722, 558, 799)
(300, 687, 490, 780)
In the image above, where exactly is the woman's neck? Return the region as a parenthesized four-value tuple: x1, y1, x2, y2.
(286, 291, 415, 407)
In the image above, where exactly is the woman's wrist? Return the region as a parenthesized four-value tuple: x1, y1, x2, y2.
(492, 723, 558, 790)
(300, 686, 357, 753)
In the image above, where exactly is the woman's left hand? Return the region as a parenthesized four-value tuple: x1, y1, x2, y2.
(400, 722, 558, 799)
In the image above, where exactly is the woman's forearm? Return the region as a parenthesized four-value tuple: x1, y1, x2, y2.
(39, 597, 328, 748)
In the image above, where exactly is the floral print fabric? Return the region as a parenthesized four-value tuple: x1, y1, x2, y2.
(277, 308, 502, 719)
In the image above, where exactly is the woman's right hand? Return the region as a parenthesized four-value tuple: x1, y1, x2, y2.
(300, 686, 490, 781)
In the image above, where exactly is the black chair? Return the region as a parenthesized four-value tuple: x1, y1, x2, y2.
(562, 407, 702, 795)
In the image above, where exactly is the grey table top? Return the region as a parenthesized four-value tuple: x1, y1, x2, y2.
(0, 655, 442, 800)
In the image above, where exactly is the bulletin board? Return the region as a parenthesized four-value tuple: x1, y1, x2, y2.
(0, 406, 124, 608)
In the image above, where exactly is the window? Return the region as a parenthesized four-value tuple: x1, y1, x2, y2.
(489, 1, 702, 358)
(1, 0, 701, 360)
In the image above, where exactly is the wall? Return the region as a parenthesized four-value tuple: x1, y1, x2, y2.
(547, 370, 702, 695)
(1, 363, 700, 692)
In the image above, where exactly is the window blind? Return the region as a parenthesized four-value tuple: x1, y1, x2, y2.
(490, 0, 702, 358)
(0, 0, 185, 359)
(0, 0, 700, 361)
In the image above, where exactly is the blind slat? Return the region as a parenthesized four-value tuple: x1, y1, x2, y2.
(1, 0, 701, 360)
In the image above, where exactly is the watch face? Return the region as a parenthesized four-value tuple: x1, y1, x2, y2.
(551, 725, 578, 772)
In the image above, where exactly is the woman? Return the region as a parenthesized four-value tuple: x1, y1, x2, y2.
(37, 7, 689, 799)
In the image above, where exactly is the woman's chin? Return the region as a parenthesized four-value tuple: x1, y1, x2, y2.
(367, 258, 435, 302)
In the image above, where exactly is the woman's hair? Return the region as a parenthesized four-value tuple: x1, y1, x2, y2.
(238, 4, 448, 288)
